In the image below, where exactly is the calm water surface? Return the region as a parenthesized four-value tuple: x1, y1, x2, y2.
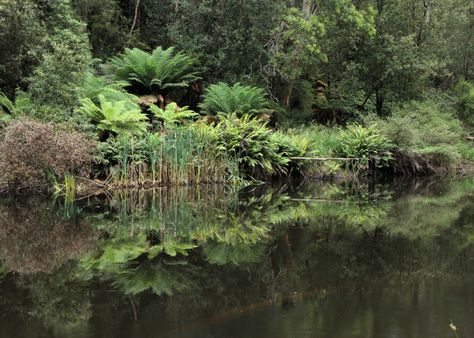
(0, 178, 473, 338)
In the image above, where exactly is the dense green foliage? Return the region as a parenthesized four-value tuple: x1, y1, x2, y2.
(337, 123, 393, 166)
(149, 102, 197, 128)
(0, 0, 473, 192)
(215, 114, 300, 177)
(376, 100, 464, 154)
(454, 80, 474, 132)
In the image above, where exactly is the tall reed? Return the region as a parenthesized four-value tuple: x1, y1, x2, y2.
(108, 126, 231, 188)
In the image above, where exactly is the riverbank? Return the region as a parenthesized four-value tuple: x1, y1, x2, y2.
(0, 115, 473, 197)
(1, 44, 473, 196)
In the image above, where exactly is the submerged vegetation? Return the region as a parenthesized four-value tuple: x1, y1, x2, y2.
(0, 0, 473, 194)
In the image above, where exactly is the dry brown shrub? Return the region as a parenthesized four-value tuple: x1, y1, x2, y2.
(0, 119, 96, 192)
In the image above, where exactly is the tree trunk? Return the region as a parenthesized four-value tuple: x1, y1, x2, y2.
(466, 0, 474, 80)
(375, 90, 385, 116)
(302, 0, 312, 17)
(129, 0, 141, 36)
(282, 80, 295, 108)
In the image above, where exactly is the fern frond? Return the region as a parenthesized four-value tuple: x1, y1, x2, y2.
(78, 94, 149, 136)
(150, 102, 198, 128)
(110, 47, 201, 95)
(199, 82, 269, 116)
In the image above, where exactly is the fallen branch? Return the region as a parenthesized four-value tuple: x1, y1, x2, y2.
(289, 157, 363, 161)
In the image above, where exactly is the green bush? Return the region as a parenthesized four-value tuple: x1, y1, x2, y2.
(215, 114, 300, 177)
(378, 100, 464, 155)
(199, 82, 269, 116)
(109, 47, 200, 96)
(82, 73, 135, 103)
(27, 6, 92, 121)
(337, 123, 393, 166)
(458, 142, 474, 162)
(0, 91, 32, 123)
(293, 125, 340, 158)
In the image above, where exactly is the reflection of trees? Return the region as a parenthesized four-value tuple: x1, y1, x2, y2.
(0, 199, 97, 274)
(15, 263, 93, 335)
(81, 178, 474, 302)
(1, 178, 474, 334)
(0, 261, 8, 282)
(203, 241, 266, 265)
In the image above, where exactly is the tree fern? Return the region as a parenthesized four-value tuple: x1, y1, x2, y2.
(150, 102, 198, 128)
(78, 94, 149, 136)
(109, 46, 201, 95)
(199, 82, 269, 116)
(82, 73, 136, 103)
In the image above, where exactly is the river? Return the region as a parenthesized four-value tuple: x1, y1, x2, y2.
(0, 177, 473, 338)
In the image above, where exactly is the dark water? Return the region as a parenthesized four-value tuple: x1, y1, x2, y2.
(0, 178, 473, 338)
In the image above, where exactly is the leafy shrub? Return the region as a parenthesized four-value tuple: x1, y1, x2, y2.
(377, 100, 464, 154)
(0, 119, 96, 192)
(270, 131, 310, 172)
(199, 82, 269, 116)
(215, 114, 299, 177)
(295, 125, 340, 157)
(27, 7, 92, 121)
(78, 94, 149, 136)
(337, 123, 393, 166)
(0, 91, 31, 115)
(110, 47, 200, 96)
(458, 142, 474, 162)
(364, 100, 469, 173)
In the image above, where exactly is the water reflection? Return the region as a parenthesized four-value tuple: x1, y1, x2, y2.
(0, 199, 97, 274)
(0, 177, 473, 338)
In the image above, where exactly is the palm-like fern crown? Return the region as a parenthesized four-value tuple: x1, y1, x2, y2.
(110, 47, 201, 95)
(199, 82, 269, 116)
(78, 94, 149, 136)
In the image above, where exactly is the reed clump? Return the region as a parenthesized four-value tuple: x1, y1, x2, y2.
(99, 125, 234, 188)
